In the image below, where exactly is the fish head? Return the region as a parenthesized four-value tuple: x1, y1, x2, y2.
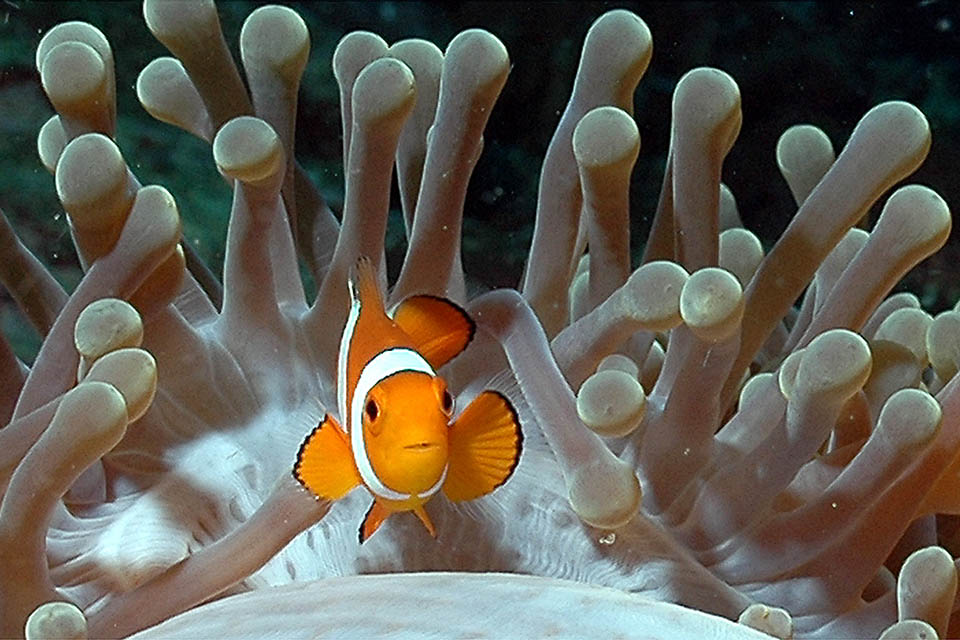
(362, 371, 452, 494)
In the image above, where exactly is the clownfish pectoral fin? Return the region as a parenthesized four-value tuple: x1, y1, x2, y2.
(391, 295, 475, 369)
(349, 256, 384, 312)
(359, 500, 391, 543)
(413, 505, 437, 538)
(442, 391, 523, 502)
(293, 415, 361, 501)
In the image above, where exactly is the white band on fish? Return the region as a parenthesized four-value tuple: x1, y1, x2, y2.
(350, 347, 447, 502)
(337, 284, 361, 431)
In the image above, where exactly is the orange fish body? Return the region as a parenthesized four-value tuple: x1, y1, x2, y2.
(295, 257, 522, 542)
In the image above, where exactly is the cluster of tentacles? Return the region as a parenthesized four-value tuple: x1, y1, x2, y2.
(3, 2, 960, 639)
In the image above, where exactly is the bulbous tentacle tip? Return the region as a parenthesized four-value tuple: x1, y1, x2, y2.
(36, 21, 111, 75)
(74, 298, 143, 362)
(568, 455, 642, 529)
(627, 261, 690, 332)
(738, 603, 793, 640)
(776, 124, 835, 206)
(573, 106, 640, 172)
(680, 267, 744, 343)
(62, 380, 130, 442)
(333, 31, 388, 86)
(895, 546, 956, 639)
(37, 116, 68, 174)
(719, 228, 763, 287)
(121, 185, 182, 260)
(40, 41, 107, 114)
(137, 57, 213, 141)
(927, 311, 960, 384)
(673, 67, 742, 150)
(877, 619, 939, 640)
(240, 4, 309, 81)
(877, 389, 941, 450)
(213, 116, 285, 187)
(577, 369, 646, 438)
(25, 601, 87, 640)
(444, 29, 510, 92)
(74, 297, 144, 381)
(796, 329, 872, 404)
(351, 57, 416, 128)
(841, 101, 931, 187)
(583, 9, 652, 88)
(143, 0, 219, 48)
(875, 308, 933, 367)
(85, 348, 158, 423)
(596, 353, 640, 379)
(55, 133, 130, 232)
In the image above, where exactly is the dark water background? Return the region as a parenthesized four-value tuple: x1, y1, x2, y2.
(1, 1, 959, 362)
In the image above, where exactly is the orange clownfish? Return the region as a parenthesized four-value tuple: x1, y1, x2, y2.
(294, 257, 523, 543)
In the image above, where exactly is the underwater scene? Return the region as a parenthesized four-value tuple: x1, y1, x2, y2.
(2, 1, 960, 638)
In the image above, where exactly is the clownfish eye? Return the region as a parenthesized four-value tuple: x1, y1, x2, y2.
(441, 389, 454, 416)
(365, 399, 379, 422)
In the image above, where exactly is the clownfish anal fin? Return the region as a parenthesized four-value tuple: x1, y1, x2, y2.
(391, 295, 476, 369)
(359, 500, 390, 543)
(349, 256, 384, 311)
(293, 414, 360, 501)
(413, 505, 436, 538)
(442, 391, 522, 502)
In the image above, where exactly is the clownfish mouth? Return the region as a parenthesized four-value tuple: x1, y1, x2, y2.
(404, 442, 440, 451)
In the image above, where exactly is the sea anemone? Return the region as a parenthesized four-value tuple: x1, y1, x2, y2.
(2, 2, 960, 639)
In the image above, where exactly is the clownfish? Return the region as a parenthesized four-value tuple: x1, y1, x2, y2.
(294, 257, 522, 543)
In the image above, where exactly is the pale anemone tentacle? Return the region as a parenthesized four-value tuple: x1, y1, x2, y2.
(332, 31, 388, 175)
(388, 39, 444, 238)
(392, 29, 511, 304)
(795, 186, 951, 350)
(523, 9, 653, 337)
(722, 102, 931, 410)
(469, 288, 642, 530)
(13, 185, 181, 419)
(864, 292, 922, 341)
(143, 0, 339, 283)
(39, 39, 200, 312)
(306, 56, 416, 372)
(239, 5, 309, 235)
(669, 68, 742, 271)
(719, 227, 763, 288)
(776, 124, 836, 208)
(573, 106, 640, 312)
(0, 208, 68, 338)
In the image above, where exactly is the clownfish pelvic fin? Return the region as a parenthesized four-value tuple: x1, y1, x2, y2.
(360, 500, 390, 543)
(413, 505, 437, 538)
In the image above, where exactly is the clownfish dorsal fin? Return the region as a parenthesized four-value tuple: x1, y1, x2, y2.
(391, 295, 476, 369)
(293, 415, 361, 500)
(413, 505, 437, 538)
(359, 499, 391, 543)
(349, 256, 385, 314)
(442, 391, 522, 502)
